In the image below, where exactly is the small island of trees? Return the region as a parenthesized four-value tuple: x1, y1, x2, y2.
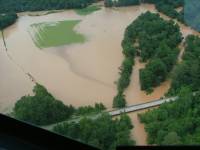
(113, 11, 182, 108)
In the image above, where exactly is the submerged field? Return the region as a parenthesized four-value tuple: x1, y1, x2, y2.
(29, 20, 85, 48)
(75, 5, 101, 16)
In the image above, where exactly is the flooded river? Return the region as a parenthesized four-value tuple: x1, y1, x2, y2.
(1, 3, 200, 145)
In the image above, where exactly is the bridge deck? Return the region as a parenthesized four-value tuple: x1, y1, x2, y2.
(108, 96, 177, 116)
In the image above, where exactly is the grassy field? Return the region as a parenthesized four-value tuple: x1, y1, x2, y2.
(75, 5, 101, 16)
(29, 20, 85, 48)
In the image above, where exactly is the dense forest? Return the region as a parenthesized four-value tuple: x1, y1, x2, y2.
(0, 0, 96, 13)
(104, 0, 139, 7)
(169, 35, 200, 95)
(139, 35, 200, 145)
(144, 0, 184, 22)
(105, 0, 200, 32)
(13, 84, 106, 125)
(0, 13, 17, 30)
(137, 12, 182, 92)
(113, 11, 182, 108)
(0, 0, 96, 29)
(13, 84, 75, 125)
(139, 87, 200, 145)
(53, 113, 135, 150)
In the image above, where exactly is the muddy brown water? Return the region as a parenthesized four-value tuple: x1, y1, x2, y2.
(1, 3, 200, 145)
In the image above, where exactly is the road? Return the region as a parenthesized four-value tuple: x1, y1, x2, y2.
(42, 96, 177, 130)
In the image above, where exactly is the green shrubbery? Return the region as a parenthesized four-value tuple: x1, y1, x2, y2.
(53, 113, 135, 150)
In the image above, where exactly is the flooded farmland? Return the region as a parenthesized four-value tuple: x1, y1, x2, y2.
(1, 3, 200, 145)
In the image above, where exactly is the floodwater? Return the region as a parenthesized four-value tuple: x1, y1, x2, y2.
(1, 3, 200, 145)
(2, 4, 158, 112)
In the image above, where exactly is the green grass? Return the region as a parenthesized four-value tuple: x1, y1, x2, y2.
(29, 20, 85, 48)
(75, 5, 101, 16)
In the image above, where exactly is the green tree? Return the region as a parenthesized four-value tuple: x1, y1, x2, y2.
(161, 132, 181, 145)
(13, 84, 75, 125)
(113, 93, 126, 108)
(53, 113, 135, 150)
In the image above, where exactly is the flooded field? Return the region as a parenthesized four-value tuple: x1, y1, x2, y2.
(2, 4, 159, 112)
(1, 3, 200, 145)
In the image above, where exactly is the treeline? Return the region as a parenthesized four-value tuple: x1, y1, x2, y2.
(53, 113, 135, 150)
(0, 0, 96, 13)
(144, 0, 200, 32)
(0, 13, 17, 30)
(139, 35, 200, 145)
(0, 0, 96, 29)
(113, 11, 182, 108)
(139, 87, 200, 145)
(169, 35, 200, 95)
(13, 84, 106, 125)
(143, 0, 184, 22)
(104, 0, 139, 7)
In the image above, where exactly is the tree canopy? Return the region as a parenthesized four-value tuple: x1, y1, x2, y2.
(0, 0, 96, 13)
(169, 35, 200, 95)
(0, 13, 17, 30)
(139, 87, 200, 145)
(139, 35, 200, 145)
(13, 84, 75, 125)
(53, 113, 135, 150)
(113, 11, 182, 108)
(104, 0, 139, 7)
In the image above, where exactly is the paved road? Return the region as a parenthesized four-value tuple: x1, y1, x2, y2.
(42, 96, 178, 130)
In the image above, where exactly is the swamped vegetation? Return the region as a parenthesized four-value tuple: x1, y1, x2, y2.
(144, 0, 184, 22)
(139, 35, 200, 145)
(75, 5, 101, 16)
(53, 113, 135, 150)
(104, 0, 139, 7)
(29, 20, 85, 48)
(113, 11, 182, 108)
(137, 13, 182, 93)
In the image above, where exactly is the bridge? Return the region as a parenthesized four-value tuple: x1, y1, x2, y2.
(108, 96, 178, 116)
(42, 96, 178, 130)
